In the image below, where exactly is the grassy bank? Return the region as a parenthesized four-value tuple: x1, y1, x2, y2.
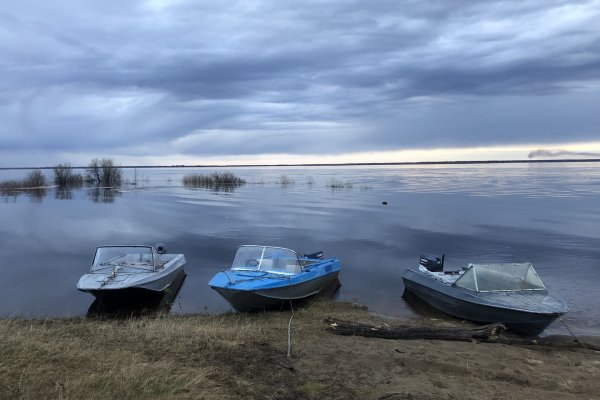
(1, 301, 598, 400)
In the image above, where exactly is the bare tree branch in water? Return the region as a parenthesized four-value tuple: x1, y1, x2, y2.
(86, 158, 122, 186)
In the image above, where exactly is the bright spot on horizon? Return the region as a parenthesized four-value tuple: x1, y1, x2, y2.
(42, 141, 600, 168)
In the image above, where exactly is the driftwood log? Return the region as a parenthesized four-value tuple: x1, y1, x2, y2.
(325, 317, 504, 342)
(325, 318, 600, 350)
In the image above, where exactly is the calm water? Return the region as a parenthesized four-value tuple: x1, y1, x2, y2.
(1, 163, 599, 335)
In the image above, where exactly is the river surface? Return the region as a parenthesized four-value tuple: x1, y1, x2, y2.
(1, 163, 599, 335)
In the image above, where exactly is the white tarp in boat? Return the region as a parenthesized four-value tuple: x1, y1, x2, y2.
(453, 262, 546, 292)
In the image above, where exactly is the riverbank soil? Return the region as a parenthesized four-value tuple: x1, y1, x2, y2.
(1, 300, 598, 399)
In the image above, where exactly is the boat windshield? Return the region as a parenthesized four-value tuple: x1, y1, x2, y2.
(454, 263, 546, 292)
(92, 246, 155, 272)
(231, 246, 302, 275)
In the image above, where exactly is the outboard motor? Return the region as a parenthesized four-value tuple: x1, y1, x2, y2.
(305, 251, 324, 260)
(419, 254, 444, 272)
(155, 243, 167, 255)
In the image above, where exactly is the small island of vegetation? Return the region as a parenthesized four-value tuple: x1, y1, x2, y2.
(182, 171, 245, 190)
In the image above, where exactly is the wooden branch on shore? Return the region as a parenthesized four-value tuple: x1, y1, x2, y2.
(325, 317, 504, 342)
(324, 318, 600, 351)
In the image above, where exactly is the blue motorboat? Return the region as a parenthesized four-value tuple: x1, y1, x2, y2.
(402, 255, 569, 335)
(209, 245, 341, 312)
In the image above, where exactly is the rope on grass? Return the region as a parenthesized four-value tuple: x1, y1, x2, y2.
(287, 275, 294, 358)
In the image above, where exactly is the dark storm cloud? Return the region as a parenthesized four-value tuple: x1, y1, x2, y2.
(0, 0, 599, 164)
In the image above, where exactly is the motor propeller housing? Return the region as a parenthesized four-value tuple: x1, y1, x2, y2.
(419, 254, 444, 272)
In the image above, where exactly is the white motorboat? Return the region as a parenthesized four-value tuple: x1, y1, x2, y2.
(77, 244, 186, 309)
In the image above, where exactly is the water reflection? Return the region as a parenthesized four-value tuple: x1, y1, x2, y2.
(87, 187, 121, 203)
(2, 184, 119, 203)
(0, 187, 46, 202)
(183, 184, 241, 193)
(0, 189, 18, 202)
(27, 188, 46, 202)
(55, 187, 74, 200)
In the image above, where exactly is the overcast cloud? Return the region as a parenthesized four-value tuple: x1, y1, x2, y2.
(1, 0, 599, 165)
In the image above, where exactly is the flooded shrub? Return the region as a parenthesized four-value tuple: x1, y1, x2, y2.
(183, 172, 245, 190)
(0, 170, 47, 200)
(0, 170, 46, 190)
(23, 170, 46, 187)
(279, 175, 294, 185)
(326, 178, 352, 189)
(0, 179, 22, 191)
(53, 163, 84, 187)
(86, 158, 122, 186)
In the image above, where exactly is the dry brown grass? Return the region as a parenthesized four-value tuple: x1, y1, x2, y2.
(1, 301, 598, 400)
(0, 301, 363, 400)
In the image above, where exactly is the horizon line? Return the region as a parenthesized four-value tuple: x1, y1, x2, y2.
(1, 158, 599, 170)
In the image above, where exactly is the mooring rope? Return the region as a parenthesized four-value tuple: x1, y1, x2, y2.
(287, 275, 294, 358)
(559, 317, 588, 350)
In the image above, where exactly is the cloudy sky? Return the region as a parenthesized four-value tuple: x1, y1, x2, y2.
(1, 0, 600, 166)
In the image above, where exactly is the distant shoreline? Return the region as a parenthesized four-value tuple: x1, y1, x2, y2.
(1, 158, 599, 170)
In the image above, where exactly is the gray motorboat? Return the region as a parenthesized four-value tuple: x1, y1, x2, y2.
(77, 244, 186, 309)
(402, 255, 569, 335)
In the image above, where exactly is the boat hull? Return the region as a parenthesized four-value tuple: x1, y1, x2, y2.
(212, 270, 340, 312)
(78, 254, 186, 310)
(87, 270, 187, 314)
(402, 268, 568, 336)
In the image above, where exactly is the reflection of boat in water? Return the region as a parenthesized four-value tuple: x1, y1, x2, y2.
(402, 255, 569, 335)
(209, 245, 342, 312)
(78, 244, 186, 311)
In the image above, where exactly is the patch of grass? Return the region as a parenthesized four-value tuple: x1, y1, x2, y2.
(183, 172, 245, 191)
(300, 381, 326, 398)
(0, 300, 365, 400)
